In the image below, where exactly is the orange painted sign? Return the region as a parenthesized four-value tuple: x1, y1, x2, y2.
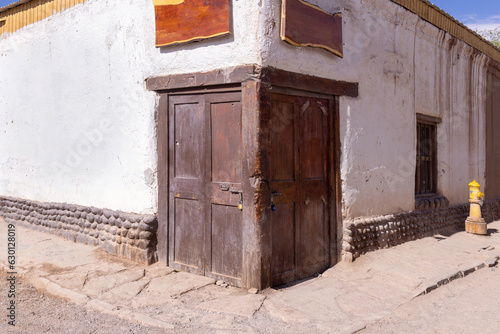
(154, 0, 230, 47)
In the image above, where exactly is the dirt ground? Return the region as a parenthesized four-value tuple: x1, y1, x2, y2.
(0, 270, 167, 334)
(3, 265, 500, 333)
(0, 269, 305, 334)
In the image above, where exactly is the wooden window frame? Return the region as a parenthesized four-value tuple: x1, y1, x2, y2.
(415, 113, 441, 197)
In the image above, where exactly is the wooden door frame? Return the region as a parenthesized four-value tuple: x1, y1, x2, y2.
(148, 65, 358, 289)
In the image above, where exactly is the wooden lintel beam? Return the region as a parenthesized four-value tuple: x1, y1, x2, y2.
(146, 65, 259, 91)
(147, 65, 358, 98)
(261, 67, 358, 98)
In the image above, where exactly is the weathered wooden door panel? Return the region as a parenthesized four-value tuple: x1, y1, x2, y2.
(174, 102, 204, 179)
(168, 91, 243, 284)
(205, 93, 243, 285)
(173, 198, 204, 270)
(271, 202, 296, 285)
(269, 98, 298, 285)
(169, 95, 206, 274)
(298, 101, 329, 278)
(210, 100, 242, 184)
(269, 100, 296, 182)
(297, 200, 327, 277)
(269, 93, 332, 285)
(211, 204, 243, 279)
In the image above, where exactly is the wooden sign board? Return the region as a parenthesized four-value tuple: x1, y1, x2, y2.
(154, 0, 230, 47)
(281, 0, 343, 57)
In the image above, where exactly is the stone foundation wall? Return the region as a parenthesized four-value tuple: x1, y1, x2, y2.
(342, 199, 500, 262)
(3, 195, 500, 267)
(0, 196, 158, 264)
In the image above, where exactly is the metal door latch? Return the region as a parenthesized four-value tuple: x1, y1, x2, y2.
(220, 184, 243, 210)
(230, 189, 243, 210)
(230, 188, 241, 194)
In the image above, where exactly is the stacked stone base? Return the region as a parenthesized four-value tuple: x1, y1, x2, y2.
(483, 199, 500, 223)
(3, 195, 500, 266)
(0, 196, 158, 264)
(342, 199, 500, 262)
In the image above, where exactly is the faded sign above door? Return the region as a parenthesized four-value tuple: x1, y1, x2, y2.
(154, 0, 230, 47)
(281, 0, 343, 57)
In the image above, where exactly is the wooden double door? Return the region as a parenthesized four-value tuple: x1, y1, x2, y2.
(162, 89, 336, 288)
(167, 91, 244, 285)
(268, 93, 334, 286)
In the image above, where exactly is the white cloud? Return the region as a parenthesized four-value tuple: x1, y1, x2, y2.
(459, 14, 478, 21)
(467, 23, 500, 32)
(461, 14, 500, 33)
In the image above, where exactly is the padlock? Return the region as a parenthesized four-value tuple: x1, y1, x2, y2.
(271, 203, 276, 211)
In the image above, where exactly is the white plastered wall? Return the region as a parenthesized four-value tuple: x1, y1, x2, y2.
(260, 0, 489, 219)
(0, 0, 263, 213)
(0, 0, 490, 218)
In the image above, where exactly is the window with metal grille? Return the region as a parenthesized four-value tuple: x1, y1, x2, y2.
(415, 114, 440, 196)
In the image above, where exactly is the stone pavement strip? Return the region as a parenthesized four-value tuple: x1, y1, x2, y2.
(1, 217, 500, 333)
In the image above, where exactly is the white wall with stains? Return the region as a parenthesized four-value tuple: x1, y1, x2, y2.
(0, 0, 262, 214)
(260, 0, 489, 219)
(0, 0, 492, 219)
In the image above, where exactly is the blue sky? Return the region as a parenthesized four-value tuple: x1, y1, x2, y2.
(431, 0, 500, 31)
(1, 0, 499, 31)
(0, 0, 17, 8)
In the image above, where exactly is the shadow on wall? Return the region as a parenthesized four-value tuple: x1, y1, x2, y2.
(159, 33, 235, 55)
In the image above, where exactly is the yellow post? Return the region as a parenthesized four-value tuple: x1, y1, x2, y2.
(465, 180, 487, 235)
